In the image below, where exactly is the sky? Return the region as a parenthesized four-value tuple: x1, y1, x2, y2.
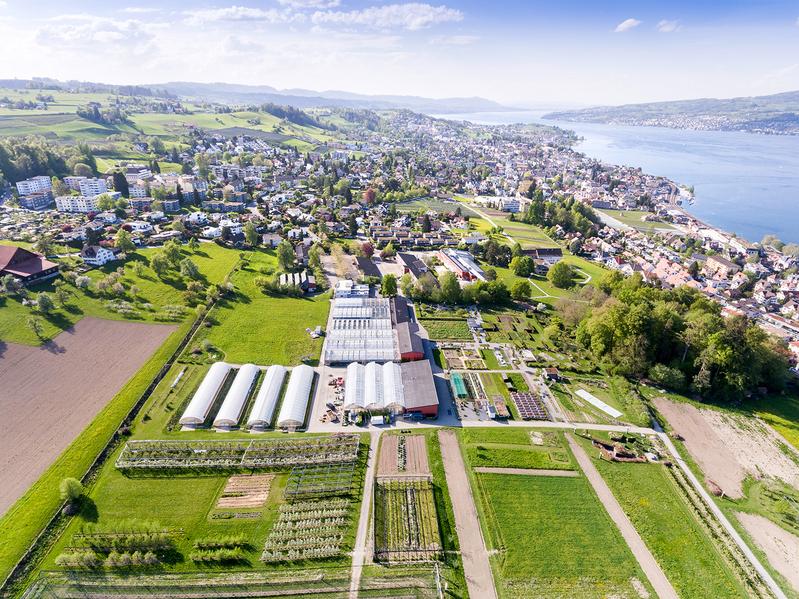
(0, 0, 797, 107)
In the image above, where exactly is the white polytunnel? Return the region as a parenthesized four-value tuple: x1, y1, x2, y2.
(246, 365, 287, 428)
(213, 363, 259, 428)
(276, 364, 315, 429)
(179, 362, 232, 425)
(343, 362, 366, 411)
(345, 361, 405, 413)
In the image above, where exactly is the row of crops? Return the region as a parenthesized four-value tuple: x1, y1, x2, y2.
(115, 434, 360, 470)
(260, 499, 352, 563)
(374, 478, 441, 564)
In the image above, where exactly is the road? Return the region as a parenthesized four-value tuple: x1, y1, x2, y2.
(438, 430, 498, 599)
(567, 435, 679, 599)
(348, 430, 380, 599)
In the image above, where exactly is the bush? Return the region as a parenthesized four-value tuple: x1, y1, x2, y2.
(59, 477, 84, 503)
(648, 364, 686, 391)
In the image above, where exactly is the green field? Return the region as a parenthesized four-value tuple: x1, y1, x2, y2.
(417, 318, 471, 340)
(475, 473, 652, 598)
(490, 216, 556, 249)
(598, 209, 676, 231)
(191, 250, 330, 366)
(478, 349, 503, 370)
(584, 440, 749, 598)
(461, 428, 573, 471)
(751, 394, 799, 451)
(394, 197, 479, 216)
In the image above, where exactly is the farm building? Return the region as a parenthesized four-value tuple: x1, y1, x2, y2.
(213, 364, 260, 428)
(438, 248, 486, 281)
(276, 364, 315, 430)
(392, 296, 425, 361)
(179, 362, 233, 426)
(0, 245, 59, 286)
(344, 360, 439, 417)
(246, 365, 287, 429)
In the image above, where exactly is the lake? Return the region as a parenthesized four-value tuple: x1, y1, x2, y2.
(432, 110, 799, 244)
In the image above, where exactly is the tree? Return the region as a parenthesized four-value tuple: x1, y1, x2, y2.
(188, 237, 199, 251)
(277, 240, 295, 271)
(54, 284, 70, 307)
(510, 255, 534, 277)
(115, 229, 135, 254)
(421, 214, 432, 233)
(438, 272, 462, 305)
(511, 279, 532, 301)
(37, 292, 54, 314)
(59, 477, 84, 503)
(51, 176, 69, 197)
(73, 162, 93, 178)
(381, 274, 398, 297)
(179, 258, 200, 280)
(27, 316, 44, 339)
(33, 234, 55, 257)
(347, 214, 358, 236)
(380, 242, 396, 259)
(244, 221, 259, 246)
(112, 171, 130, 197)
(150, 253, 170, 278)
(360, 242, 374, 258)
(162, 240, 182, 266)
(547, 261, 575, 289)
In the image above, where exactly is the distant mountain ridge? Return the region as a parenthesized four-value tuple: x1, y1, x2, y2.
(543, 90, 799, 135)
(149, 81, 515, 113)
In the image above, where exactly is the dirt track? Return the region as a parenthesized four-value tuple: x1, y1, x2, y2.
(738, 512, 799, 593)
(438, 430, 497, 599)
(567, 434, 679, 599)
(0, 317, 175, 515)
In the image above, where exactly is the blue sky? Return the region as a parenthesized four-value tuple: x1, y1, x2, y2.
(0, 0, 797, 106)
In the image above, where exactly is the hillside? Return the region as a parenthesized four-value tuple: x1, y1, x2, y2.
(544, 90, 799, 135)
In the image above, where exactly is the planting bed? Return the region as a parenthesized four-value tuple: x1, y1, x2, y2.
(374, 477, 441, 564)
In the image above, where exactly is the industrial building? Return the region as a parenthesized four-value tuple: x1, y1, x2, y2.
(438, 248, 486, 281)
(343, 360, 439, 418)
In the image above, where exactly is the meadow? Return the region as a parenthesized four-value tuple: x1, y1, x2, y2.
(417, 318, 471, 341)
(582, 438, 750, 598)
(598, 209, 676, 231)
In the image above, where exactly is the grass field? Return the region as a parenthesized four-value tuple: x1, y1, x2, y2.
(417, 318, 471, 340)
(581, 439, 749, 598)
(475, 473, 652, 598)
(0, 243, 240, 345)
(461, 428, 573, 471)
(478, 349, 503, 370)
(750, 394, 799, 451)
(598, 209, 676, 231)
(394, 197, 479, 216)
(191, 250, 330, 366)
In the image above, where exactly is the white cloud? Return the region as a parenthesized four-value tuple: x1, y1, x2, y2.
(657, 19, 680, 33)
(0, 1, 7, 8)
(121, 6, 160, 14)
(429, 34, 478, 46)
(36, 15, 156, 53)
(614, 18, 641, 33)
(312, 3, 463, 31)
(184, 6, 304, 26)
(277, 0, 340, 8)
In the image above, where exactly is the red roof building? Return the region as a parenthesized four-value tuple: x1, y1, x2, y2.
(0, 246, 59, 286)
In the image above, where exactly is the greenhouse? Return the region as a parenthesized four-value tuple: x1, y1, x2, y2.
(344, 361, 405, 414)
(179, 362, 232, 426)
(324, 297, 398, 364)
(246, 365, 287, 429)
(213, 363, 260, 428)
(276, 364, 315, 430)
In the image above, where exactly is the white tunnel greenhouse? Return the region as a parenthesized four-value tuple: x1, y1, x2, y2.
(213, 363, 260, 428)
(179, 362, 232, 426)
(276, 364, 315, 430)
(246, 365, 287, 429)
(344, 361, 405, 413)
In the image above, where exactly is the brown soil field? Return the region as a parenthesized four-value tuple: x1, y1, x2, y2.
(378, 434, 430, 477)
(656, 398, 799, 499)
(738, 512, 799, 593)
(0, 317, 175, 515)
(216, 474, 274, 509)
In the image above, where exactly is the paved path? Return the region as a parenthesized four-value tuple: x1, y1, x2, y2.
(657, 433, 788, 599)
(567, 434, 679, 599)
(474, 467, 578, 477)
(438, 430, 498, 599)
(348, 431, 380, 599)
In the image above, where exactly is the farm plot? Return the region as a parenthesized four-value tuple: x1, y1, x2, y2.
(261, 498, 353, 563)
(475, 473, 652, 598)
(0, 317, 176, 515)
(284, 462, 356, 498)
(417, 318, 472, 340)
(115, 434, 360, 470)
(378, 435, 431, 477)
(374, 478, 441, 564)
(215, 474, 274, 509)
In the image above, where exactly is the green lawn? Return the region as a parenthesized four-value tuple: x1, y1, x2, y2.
(417, 318, 471, 341)
(192, 250, 330, 366)
(479, 349, 503, 370)
(465, 443, 573, 470)
(491, 216, 556, 249)
(598, 209, 676, 231)
(750, 394, 799, 452)
(475, 473, 652, 598)
(584, 442, 749, 598)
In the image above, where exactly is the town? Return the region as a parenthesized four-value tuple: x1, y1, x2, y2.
(1, 92, 798, 599)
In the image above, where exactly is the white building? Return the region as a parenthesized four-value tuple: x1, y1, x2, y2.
(80, 245, 116, 266)
(129, 183, 148, 198)
(55, 195, 99, 213)
(63, 176, 87, 191)
(16, 176, 52, 196)
(78, 178, 108, 197)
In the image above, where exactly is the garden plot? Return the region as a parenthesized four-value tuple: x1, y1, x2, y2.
(374, 477, 441, 564)
(378, 435, 431, 477)
(215, 474, 274, 509)
(261, 498, 352, 563)
(656, 398, 799, 498)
